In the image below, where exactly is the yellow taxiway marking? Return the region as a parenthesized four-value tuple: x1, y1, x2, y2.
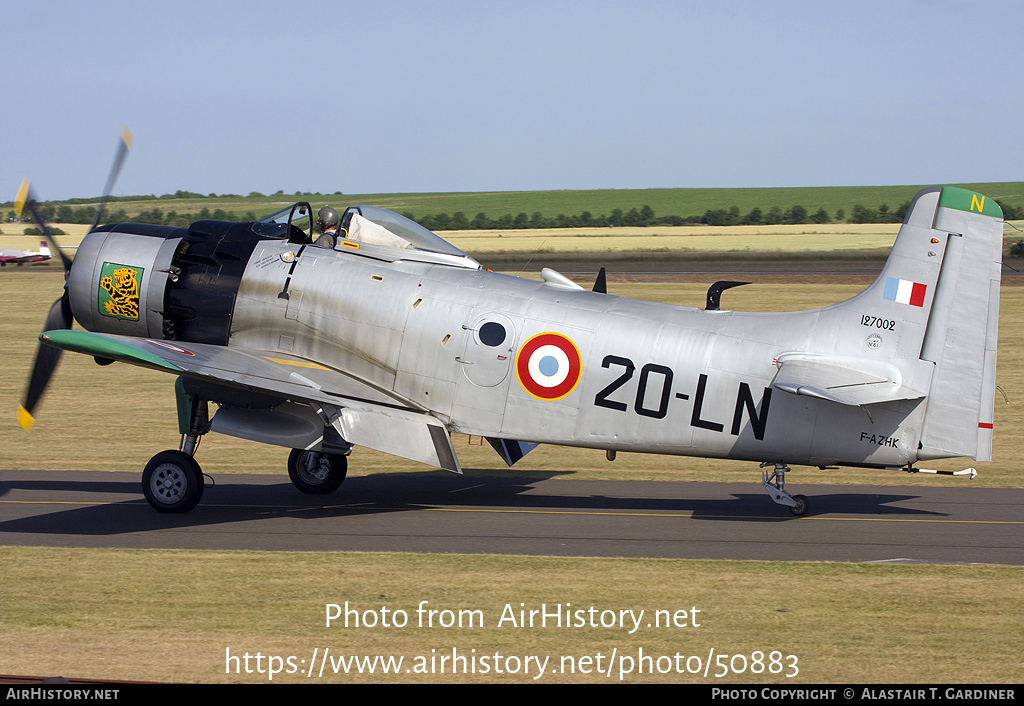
(420, 507, 1024, 524)
(801, 515, 1024, 525)
(3, 501, 1022, 525)
(2, 500, 110, 506)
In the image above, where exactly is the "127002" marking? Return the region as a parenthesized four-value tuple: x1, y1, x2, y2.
(860, 315, 896, 331)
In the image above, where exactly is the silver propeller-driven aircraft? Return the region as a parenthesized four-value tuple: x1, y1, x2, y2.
(16, 140, 1003, 515)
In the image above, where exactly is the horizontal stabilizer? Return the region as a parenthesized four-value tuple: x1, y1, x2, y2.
(770, 353, 928, 406)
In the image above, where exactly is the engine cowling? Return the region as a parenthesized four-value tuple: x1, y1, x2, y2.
(68, 220, 268, 344)
(68, 223, 183, 339)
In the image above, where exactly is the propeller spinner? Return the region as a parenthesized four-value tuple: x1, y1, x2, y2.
(15, 128, 133, 430)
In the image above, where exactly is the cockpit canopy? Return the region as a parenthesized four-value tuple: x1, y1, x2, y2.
(252, 202, 473, 261)
(343, 205, 469, 257)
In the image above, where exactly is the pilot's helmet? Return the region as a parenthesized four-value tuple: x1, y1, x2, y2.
(317, 205, 340, 232)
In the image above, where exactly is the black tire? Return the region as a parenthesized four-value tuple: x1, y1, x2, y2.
(142, 450, 204, 513)
(288, 449, 347, 494)
(789, 494, 808, 516)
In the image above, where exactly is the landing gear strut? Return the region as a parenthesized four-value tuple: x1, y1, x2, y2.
(760, 461, 808, 516)
(142, 385, 210, 514)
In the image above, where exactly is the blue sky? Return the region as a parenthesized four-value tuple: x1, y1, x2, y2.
(3, 0, 1021, 201)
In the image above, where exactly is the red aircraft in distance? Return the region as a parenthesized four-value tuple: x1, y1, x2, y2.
(0, 241, 52, 267)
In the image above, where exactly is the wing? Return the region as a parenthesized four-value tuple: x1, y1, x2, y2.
(39, 329, 460, 473)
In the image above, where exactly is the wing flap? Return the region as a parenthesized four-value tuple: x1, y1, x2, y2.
(334, 408, 461, 473)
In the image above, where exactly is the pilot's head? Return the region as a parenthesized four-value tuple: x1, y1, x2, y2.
(317, 205, 340, 233)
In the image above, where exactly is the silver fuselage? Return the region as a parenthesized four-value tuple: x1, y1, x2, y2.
(229, 240, 920, 470)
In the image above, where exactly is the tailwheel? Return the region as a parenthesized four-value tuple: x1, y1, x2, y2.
(760, 461, 808, 516)
(288, 449, 347, 494)
(143, 450, 204, 513)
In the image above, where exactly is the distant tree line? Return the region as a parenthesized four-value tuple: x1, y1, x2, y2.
(8, 197, 1021, 230)
(406, 199, 1022, 230)
(113, 207, 261, 227)
(56, 190, 237, 206)
(52, 189, 343, 206)
(3, 189, 342, 226)
(8, 204, 260, 228)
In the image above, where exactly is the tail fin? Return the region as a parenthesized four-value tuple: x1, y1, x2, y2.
(836, 186, 1003, 461)
(38, 241, 51, 257)
(915, 187, 1003, 461)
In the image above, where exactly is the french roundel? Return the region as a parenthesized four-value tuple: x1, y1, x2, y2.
(515, 332, 582, 401)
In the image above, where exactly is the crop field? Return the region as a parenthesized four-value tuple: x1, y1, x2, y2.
(6, 180, 1024, 224)
(0, 225, 91, 251)
(442, 222, 901, 255)
(0, 222, 902, 256)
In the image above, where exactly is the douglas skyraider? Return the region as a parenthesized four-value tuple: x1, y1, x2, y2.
(16, 133, 1004, 515)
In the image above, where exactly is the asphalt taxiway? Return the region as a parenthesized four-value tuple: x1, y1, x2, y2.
(0, 469, 1021, 564)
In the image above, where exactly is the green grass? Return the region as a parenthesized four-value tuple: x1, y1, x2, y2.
(1, 547, 1020, 683)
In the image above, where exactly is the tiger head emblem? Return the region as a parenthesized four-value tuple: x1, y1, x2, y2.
(98, 263, 143, 321)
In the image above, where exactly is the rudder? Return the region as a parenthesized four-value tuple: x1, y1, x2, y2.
(916, 187, 1003, 461)
(824, 186, 1003, 462)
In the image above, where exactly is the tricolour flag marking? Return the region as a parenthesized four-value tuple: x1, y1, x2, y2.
(883, 277, 927, 307)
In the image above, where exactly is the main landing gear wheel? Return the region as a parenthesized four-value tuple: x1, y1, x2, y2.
(288, 449, 347, 494)
(142, 450, 204, 513)
(789, 494, 808, 516)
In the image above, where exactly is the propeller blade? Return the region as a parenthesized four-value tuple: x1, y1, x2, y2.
(19, 295, 73, 430)
(88, 127, 133, 231)
(16, 128, 133, 430)
(15, 178, 73, 274)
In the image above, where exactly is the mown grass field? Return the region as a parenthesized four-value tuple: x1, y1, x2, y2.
(1, 547, 1020, 684)
(1, 228, 1021, 684)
